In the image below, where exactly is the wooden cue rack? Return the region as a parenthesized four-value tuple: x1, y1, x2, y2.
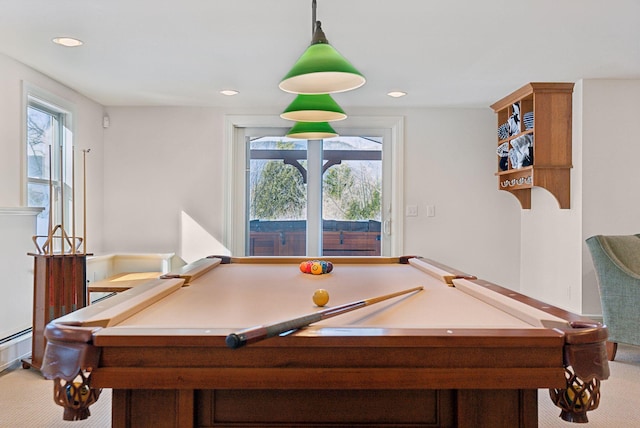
(22, 253, 89, 371)
(22, 147, 92, 371)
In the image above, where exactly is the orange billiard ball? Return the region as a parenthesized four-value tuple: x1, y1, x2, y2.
(299, 261, 309, 273)
(313, 289, 330, 307)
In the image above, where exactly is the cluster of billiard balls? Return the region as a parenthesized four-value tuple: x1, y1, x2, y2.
(299, 260, 334, 275)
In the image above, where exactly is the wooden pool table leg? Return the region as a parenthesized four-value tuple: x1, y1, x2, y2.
(606, 341, 618, 361)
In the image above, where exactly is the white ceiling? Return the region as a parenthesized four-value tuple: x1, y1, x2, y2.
(1, 0, 638, 109)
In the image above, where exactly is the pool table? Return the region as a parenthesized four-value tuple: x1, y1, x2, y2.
(42, 256, 609, 428)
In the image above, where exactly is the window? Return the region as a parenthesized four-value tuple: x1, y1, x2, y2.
(248, 135, 382, 256)
(225, 116, 404, 257)
(24, 87, 74, 251)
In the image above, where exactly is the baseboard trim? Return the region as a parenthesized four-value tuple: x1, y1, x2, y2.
(0, 331, 31, 373)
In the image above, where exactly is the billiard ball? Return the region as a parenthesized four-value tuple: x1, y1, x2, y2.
(299, 261, 310, 273)
(313, 289, 330, 307)
(565, 387, 587, 409)
(325, 261, 333, 273)
(310, 262, 323, 275)
(65, 382, 91, 405)
(301, 260, 314, 274)
(325, 262, 333, 273)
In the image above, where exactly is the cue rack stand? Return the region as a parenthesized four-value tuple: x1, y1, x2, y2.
(22, 148, 91, 371)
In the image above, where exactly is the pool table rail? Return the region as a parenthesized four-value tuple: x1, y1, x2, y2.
(159, 257, 221, 284)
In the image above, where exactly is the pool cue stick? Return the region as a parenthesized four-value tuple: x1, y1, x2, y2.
(72, 146, 76, 255)
(59, 145, 65, 253)
(47, 146, 53, 255)
(82, 149, 90, 254)
(226, 286, 423, 349)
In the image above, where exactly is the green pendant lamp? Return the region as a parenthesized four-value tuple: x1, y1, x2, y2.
(279, 19, 365, 95)
(286, 121, 338, 139)
(281, 94, 347, 122)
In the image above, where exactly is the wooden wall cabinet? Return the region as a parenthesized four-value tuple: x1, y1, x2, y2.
(491, 82, 574, 209)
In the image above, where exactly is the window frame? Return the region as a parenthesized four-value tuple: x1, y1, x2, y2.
(224, 115, 404, 257)
(22, 82, 76, 245)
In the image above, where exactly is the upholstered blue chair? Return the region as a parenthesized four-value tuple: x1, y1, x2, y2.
(586, 234, 640, 360)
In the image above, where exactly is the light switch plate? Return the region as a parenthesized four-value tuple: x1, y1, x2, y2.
(426, 205, 435, 217)
(406, 205, 418, 217)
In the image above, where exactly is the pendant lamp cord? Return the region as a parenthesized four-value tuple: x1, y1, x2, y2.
(312, 0, 317, 36)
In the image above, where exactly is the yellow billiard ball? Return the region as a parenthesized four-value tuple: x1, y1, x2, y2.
(565, 387, 588, 409)
(313, 289, 330, 307)
(66, 382, 91, 405)
(310, 262, 323, 275)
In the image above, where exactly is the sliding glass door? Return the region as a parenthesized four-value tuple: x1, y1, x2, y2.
(246, 133, 382, 257)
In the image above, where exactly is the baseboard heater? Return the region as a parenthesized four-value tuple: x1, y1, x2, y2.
(0, 328, 32, 372)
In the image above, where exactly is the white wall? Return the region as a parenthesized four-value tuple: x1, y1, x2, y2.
(103, 105, 523, 288)
(581, 79, 640, 314)
(102, 107, 228, 259)
(0, 208, 41, 339)
(0, 53, 106, 253)
(520, 191, 583, 312)
(399, 107, 521, 288)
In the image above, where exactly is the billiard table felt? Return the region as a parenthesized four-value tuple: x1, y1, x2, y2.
(104, 259, 567, 332)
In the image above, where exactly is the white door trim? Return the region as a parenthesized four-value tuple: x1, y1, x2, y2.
(223, 115, 404, 256)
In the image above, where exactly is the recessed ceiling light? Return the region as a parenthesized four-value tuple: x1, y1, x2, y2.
(387, 91, 407, 98)
(220, 90, 239, 96)
(52, 37, 83, 47)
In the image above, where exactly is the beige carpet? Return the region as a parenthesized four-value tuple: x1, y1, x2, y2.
(0, 344, 638, 427)
(0, 363, 112, 428)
